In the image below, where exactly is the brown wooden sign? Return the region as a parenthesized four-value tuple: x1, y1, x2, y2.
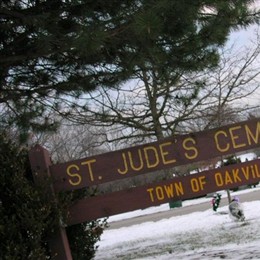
(51, 118, 260, 192)
(68, 158, 260, 225)
(28, 119, 260, 259)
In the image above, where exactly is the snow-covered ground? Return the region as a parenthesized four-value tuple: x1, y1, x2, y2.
(94, 186, 260, 260)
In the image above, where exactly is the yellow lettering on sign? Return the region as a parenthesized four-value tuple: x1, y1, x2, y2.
(213, 163, 260, 189)
(255, 164, 260, 177)
(245, 122, 260, 145)
(214, 130, 229, 152)
(155, 187, 164, 200)
(146, 182, 184, 202)
(163, 184, 174, 197)
(67, 164, 81, 186)
(224, 170, 233, 185)
(144, 146, 159, 168)
(190, 176, 206, 192)
(118, 146, 160, 174)
(147, 188, 155, 202)
(183, 137, 198, 160)
(128, 150, 143, 171)
(214, 122, 260, 155)
(81, 159, 96, 182)
(232, 168, 242, 183)
(241, 164, 260, 180)
(214, 172, 224, 187)
(229, 126, 246, 149)
(66, 159, 97, 186)
(241, 166, 250, 180)
(117, 152, 128, 175)
(174, 182, 184, 196)
(163, 183, 184, 197)
(159, 142, 176, 165)
(250, 165, 255, 178)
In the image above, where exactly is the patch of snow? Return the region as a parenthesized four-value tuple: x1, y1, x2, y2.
(95, 186, 260, 259)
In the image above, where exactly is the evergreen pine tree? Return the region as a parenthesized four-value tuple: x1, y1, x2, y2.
(1, 0, 259, 131)
(0, 132, 60, 259)
(0, 132, 106, 259)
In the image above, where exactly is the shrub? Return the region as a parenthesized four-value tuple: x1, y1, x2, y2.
(0, 132, 106, 259)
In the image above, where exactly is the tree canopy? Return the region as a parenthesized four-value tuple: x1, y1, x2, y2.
(1, 0, 259, 133)
(70, 35, 260, 146)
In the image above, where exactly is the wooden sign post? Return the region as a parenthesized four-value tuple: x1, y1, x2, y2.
(29, 145, 72, 260)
